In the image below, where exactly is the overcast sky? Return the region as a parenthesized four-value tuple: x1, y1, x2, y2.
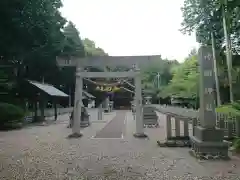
(60, 0, 199, 62)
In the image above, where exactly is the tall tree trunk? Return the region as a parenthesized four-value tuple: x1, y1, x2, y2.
(222, 2, 234, 102)
(211, 32, 221, 106)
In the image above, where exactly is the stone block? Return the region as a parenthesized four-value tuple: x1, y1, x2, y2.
(190, 135, 229, 158)
(80, 116, 90, 127)
(194, 126, 224, 142)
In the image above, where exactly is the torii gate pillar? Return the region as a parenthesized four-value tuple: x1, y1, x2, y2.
(133, 66, 147, 138)
(68, 67, 83, 138)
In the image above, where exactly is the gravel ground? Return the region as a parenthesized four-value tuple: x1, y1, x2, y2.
(0, 110, 240, 179)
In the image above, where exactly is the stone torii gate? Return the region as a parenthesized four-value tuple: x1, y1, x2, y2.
(71, 66, 146, 138)
(56, 55, 162, 138)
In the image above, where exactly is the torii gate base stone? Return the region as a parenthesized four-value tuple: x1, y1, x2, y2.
(68, 66, 147, 139)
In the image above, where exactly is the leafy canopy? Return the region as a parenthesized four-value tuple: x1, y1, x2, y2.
(162, 53, 199, 98)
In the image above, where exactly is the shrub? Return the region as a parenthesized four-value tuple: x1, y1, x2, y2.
(233, 138, 240, 153)
(216, 102, 240, 116)
(0, 103, 25, 129)
(231, 101, 240, 111)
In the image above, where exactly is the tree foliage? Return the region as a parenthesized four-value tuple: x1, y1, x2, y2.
(0, 0, 68, 88)
(141, 59, 179, 96)
(0, 0, 108, 107)
(0, 0, 66, 63)
(61, 22, 85, 57)
(83, 38, 108, 56)
(181, 0, 240, 51)
(162, 54, 199, 98)
(181, 0, 240, 102)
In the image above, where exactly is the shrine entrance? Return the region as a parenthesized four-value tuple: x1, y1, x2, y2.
(70, 65, 147, 138)
(56, 55, 161, 138)
(84, 77, 134, 110)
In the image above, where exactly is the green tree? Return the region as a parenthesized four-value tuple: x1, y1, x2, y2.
(62, 21, 85, 57)
(0, 0, 66, 62)
(0, 0, 67, 85)
(162, 54, 199, 98)
(141, 59, 178, 97)
(83, 38, 108, 56)
(181, 0, 240, 102)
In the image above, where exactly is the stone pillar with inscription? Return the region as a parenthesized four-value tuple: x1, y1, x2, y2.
(190, 46, 228, 158)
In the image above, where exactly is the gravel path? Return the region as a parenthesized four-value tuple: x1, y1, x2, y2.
(0, 110, 240, 179)
(94, 111, 126, 138)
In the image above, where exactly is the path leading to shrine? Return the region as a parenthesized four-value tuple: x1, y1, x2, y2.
(0, 109, 240, 179)
(94, 111, 126, 139)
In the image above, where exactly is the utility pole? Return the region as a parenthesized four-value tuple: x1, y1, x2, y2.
(222, 0, 234, 102)
(153, 73, 161, 89)
(156, 73, 161, 89)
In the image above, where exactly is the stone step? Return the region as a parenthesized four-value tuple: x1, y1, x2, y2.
(144, 120, 158, 123)
(80, 121, 90, 127)
(144, 119, 158, 124)
(144, 122, 158, 125)
(143, 109, 158, 125)
(143, 113, 157, 115)
(143, 114, 156, 116)
(143, 108, 155, 111)
(143, 112, 156, 114)
(143, 117, 158, 120)
(144, 124, 159, 128)
(143, 113, 157, 116)
(144, 116, 158, 119)
(144, 119, 158, 122)
(143, 111, 155, 113)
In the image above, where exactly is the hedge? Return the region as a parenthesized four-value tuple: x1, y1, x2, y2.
(0, 103, 25, 129)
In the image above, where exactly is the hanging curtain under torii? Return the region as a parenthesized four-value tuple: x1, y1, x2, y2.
(84, 78, 132, 93)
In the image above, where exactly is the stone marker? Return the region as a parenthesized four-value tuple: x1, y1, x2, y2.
(190, 46, 228, 158)
(143, 106, 159, 127)
(98, 104, 103, 120)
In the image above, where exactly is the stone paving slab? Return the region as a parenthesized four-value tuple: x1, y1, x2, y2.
(94, 111, 126, 138)
(0, 111, 240, 179)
